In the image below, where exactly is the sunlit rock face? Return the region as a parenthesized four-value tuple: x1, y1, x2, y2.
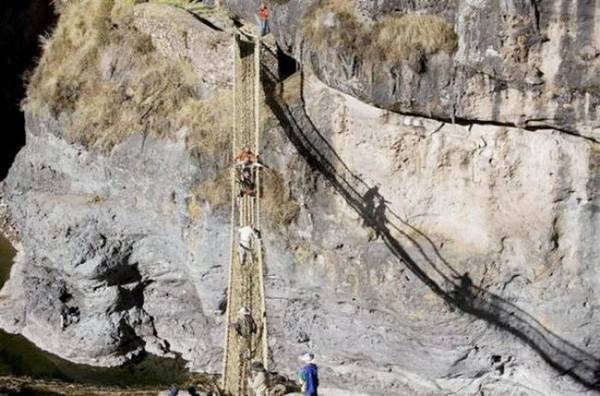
(0, 1, 599, 395)
(261, 72, 600, 395)
(224, 0, 600, 141)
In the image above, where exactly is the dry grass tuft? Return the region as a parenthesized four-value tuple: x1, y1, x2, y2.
(180, 88, 232, 157)
(280, 73, 302, 105)
(302, 1, 457, 64)
(302, 0, 367, 54)
(25, 0, 229, 153)
(369, 15, 458, 62)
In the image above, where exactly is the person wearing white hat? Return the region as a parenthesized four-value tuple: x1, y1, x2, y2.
(298, 352, 319, 396)
(232, 307, 257, 338)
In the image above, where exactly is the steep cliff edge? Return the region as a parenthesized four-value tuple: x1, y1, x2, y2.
(224, 0, 600, 141)
(0, 1, 599, 395)
(0, 0, 56, 179)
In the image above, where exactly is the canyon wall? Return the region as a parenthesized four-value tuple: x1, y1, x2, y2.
(0, 1, 599, 394)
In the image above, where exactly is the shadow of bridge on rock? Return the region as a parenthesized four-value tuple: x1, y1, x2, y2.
(260, 62, 600, 390)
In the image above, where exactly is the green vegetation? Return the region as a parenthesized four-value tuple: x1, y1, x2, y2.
(302, 0, 458, 64)
(25, 0, 229, 153)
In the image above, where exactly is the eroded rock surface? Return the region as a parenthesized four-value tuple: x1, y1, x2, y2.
(0, 1, 599, 395)
(263, 73, 600, 394)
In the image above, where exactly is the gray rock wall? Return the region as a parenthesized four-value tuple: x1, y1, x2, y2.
(0, 2, 599, 395)
(0, 112, 227, 370)
(224, 0, 600, 140)
(261, 72, 600, 394)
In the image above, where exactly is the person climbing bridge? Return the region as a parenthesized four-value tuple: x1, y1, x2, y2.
(257, 3, 269, 36)
(234, 146, 265, 169)
(238, 225, 260, 265)
(248, 361, 269, 396)
(298, 353, 319, 396)
(238, 165, 256, 199)
(234, 145, 257, 167)
(232, 307, 258, 338)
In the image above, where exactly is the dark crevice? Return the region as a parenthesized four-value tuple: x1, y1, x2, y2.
(532, 0, 541, 33)
(277, 45, 298, 80)
(188, 11, 224, 32)
(1, 0, 58, 180)
(391, 107, 599, 144)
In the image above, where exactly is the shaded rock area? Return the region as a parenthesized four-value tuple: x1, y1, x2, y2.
(0, 375, 220, 396)
(0, 1, 599, 395)
(224, 0, 600, 141)
(0, 0, 57, 179)
(0, 112, 225, 369)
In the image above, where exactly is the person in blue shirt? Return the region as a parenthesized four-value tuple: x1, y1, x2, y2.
(298, 352, 319, 396)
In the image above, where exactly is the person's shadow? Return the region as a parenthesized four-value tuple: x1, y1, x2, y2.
(258, 57, 600, 390)
(362, 186, 388, 239)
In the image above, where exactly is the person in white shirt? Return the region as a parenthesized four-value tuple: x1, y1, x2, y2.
(238, 225, 259, 265)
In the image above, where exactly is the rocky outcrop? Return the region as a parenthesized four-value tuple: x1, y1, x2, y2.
(224, 0, 600, 141)
(0, 3, 234, 371)
(0, 111, 227, 369)
(1, 1, 599, 395)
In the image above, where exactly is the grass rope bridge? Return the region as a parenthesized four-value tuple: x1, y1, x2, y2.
(221, 32, 269, 396)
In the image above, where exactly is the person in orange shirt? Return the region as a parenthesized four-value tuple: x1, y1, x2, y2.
(258, 3, 269, 36)
(234, 145, 257, 166)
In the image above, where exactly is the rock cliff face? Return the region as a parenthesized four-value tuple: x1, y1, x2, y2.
(0, 3, 235, 371)
(225, 0, 600, 141)
(1, 1, 599, 395)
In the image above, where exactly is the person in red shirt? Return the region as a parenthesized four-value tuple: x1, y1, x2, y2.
(258, 3, 269, 36)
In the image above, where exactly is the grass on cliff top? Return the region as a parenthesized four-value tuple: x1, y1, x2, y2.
(25, 0, 230, 153)
(26, 0, 299, 223)
(302, 0, 457, 64)
(302, 0, 367, 54)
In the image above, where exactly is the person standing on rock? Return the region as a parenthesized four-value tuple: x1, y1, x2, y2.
(258, 3, 269, 36)
(248, 361, 269, 396)
(298, 353, 319, 396)
(238, 225, 259, 266)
